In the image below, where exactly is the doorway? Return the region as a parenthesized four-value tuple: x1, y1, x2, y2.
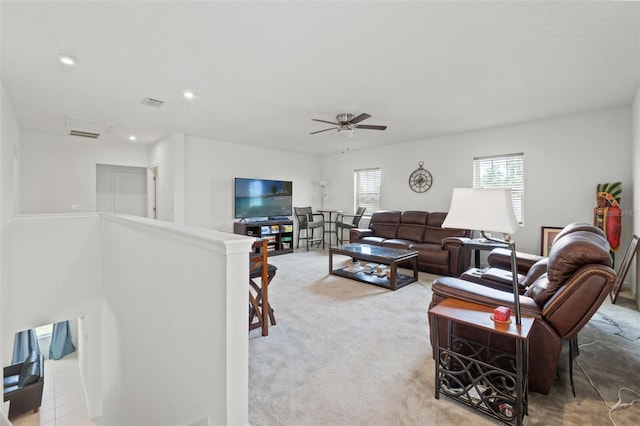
(147, 165, 158, 219)
(96, 164, 148, 217)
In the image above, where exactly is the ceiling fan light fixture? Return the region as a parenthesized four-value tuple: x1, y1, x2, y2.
(311, 112, 385, 137)
(338, 127, 354, 138)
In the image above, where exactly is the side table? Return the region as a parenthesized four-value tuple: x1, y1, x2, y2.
(429, 298, 533, 426)
(463, 238, 508, 268)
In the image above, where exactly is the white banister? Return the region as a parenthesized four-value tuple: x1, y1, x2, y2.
(7, 213, 253, 425)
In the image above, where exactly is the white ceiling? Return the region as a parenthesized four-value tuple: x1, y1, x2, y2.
(1, 1, 639, 156)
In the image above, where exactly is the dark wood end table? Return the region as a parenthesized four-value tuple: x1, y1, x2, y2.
(429, 298, 533, 425)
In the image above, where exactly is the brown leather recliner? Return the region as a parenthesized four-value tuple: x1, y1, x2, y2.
(429, 223, 616, 395)
(460, 223, 607, 294)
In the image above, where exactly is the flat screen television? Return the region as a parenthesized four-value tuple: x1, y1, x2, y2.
(234, 177, 293, 219)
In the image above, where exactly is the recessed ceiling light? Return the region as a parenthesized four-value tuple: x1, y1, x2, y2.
(129, 135, 137, 141)
(58, 54, 77, 66)
(183, 90, 195, 99)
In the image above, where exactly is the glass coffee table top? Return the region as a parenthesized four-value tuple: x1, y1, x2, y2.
(332, 243, 417, 259)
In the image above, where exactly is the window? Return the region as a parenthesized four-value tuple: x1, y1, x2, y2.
(35, 323, 53, 337)
(473, 153, 524, 223)
(354, 168, 381, 213)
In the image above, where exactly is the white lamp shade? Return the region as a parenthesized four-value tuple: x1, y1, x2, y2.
(442, 188, 521, 235)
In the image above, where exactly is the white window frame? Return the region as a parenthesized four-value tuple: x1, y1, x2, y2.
(473, 153, 524, 224)
(354, 168, 381, 214)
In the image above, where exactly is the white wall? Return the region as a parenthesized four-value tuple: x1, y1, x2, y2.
(0, 81, 21, 382)
(321, 107, 634, 256)
(100, 215, 251, 426)
(183, 135, 321, 232)
(4, 214, 102, 362)
(19, 131, 149, 213)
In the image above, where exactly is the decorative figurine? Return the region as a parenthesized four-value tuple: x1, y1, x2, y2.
(594, 182, 622, 263)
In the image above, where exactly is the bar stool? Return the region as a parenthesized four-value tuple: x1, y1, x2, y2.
(249, 239, 277, 336)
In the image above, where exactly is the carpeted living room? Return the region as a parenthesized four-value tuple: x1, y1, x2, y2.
(2, 1, 640, 425)
(248, 249, 639, 426)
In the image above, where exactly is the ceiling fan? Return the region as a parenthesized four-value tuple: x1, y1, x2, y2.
(310, 113, 387, 137)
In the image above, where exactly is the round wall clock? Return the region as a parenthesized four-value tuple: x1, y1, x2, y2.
(409, 161, 433, 193)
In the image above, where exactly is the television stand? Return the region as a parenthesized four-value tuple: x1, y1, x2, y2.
(234, 218, 294, 256)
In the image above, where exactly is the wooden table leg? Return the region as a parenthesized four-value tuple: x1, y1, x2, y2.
(390, 262, 397, 291)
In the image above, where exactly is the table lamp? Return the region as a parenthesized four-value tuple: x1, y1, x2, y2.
(441, 188, 523, 325)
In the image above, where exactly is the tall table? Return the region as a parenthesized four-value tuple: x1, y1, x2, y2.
(429, 298, 533, 425)
(318, 209, 342, 247)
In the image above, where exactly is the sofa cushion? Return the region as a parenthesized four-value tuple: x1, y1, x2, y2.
(357, 236, 386, 246)
(369, 211, 401, 239)
(381, 239, 413, 250)
(423, 212, 468, 244)
(395, 211, 428, 241)
(400, 211, 429, 225)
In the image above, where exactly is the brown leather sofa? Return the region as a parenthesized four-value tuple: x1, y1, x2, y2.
(349, 210, 473, 277)
(428, 223, 616, 394)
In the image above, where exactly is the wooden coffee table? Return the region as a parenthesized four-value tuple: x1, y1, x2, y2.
(329, 243, 418, 290)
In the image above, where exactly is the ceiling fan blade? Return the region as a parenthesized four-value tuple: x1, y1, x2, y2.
(349, 113, 371, 124)
(355, 124, 387, 130)
(312, 118, 339, 125)
(310, 127, 338, 135)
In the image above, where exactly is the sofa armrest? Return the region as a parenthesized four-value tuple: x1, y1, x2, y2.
(487, 248, 545, 275)
(432, 276, 542, 318)
(441, 237, 472, 277)
(4, 362, 22, 377)
(441, 236, 471, 248)
(350, 228, 374, 241)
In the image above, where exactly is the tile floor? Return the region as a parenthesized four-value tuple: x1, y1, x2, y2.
(8, 353, 94, 426)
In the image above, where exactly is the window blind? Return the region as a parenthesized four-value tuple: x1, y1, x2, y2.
(354, 168, 381, 213)
(473, 153, 524, 223)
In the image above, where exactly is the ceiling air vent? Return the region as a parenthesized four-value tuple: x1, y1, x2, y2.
(69, 130, 100, 139)
(66, 116, 112, 140)
(141, 97, 165, 108)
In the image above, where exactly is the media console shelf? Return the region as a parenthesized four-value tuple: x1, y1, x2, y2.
(234, 219, 294, 256)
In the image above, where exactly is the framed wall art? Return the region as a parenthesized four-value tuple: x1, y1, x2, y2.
(610, 234, 639, 304)
(540, 226, 563, 257)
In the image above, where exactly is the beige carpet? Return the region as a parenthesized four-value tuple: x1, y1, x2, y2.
(248, 250, 640, 426)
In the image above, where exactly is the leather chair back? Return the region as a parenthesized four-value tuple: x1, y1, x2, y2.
(294, 206, 313, 226)
(523, 227, 615, 339)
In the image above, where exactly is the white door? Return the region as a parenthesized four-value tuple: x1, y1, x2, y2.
(113, 169, 147, 217)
